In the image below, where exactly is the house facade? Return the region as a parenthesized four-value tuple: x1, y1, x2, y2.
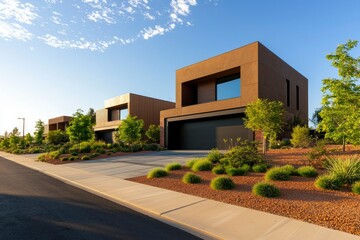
(44, 116, 72, 135)
(94, 93, 175, 143)
(160, 42, 308, 150)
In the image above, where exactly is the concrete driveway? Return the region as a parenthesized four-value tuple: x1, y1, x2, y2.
(65, 151, 207, 179)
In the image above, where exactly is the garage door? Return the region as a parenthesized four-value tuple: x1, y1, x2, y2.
(167, 114, 253, 150)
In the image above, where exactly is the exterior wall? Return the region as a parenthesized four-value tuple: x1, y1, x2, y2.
(44, 116, 72, 135)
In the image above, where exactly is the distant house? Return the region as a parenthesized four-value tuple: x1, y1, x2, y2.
(44, 116, 72, 135)
(94, 93, 175, 143)
(160, 42, 308, 150)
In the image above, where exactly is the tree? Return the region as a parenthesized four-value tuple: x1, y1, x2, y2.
(9, 127, 21, 148)
(310, 107, 323, 128)
(117, 115, 144, 145)
(244, 99, 285, 154)
(318, 40, 360, 151)
(24, 133, 34, 146)
(87, 108, 96, 126)
(34, 120, 45, 144)
(145, 124, 160, 143)
(290, 125, 311, 148)
(66, 109, 94, 144)
(46, 130, 69, 145)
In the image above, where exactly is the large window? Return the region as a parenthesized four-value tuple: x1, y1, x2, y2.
(108, 104, 128, 121)
(216, 74, 241, 101)
(120, 108, 128, 120)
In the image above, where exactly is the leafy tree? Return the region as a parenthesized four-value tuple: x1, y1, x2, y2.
(9, 127, 21, 148)
(87, 108, 96, 125)
(244, 99, 285, 154)
(290, 125, 312, 148)
(145, 124, 160, 143)
(24, 133, 34, 146)
(66, 109, 94, 144)
(46, 130, 69, 145)
(310, 107, 323, 128)
(34, 120, 45, 144)
(117, 115, 144, 145)
(318, 40, 360, 151)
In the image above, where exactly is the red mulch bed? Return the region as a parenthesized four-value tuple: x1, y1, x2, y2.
(129, 147, 360, 236)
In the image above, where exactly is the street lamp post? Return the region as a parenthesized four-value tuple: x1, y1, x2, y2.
(18, 117, 25, 140)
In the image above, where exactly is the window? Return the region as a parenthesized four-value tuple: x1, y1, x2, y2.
(296, 85, 299, 110)
(286, 79, 290, 107)
(216, 74, 241, 101)
(120, 108, 128, 120)
(108, 104, 128, 121)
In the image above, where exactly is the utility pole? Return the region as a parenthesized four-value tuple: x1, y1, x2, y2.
(18, 117, 25, 140)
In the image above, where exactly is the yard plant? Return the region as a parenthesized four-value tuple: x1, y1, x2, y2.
(252, 182, 280, 198)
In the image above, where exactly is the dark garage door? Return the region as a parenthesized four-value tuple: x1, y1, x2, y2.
(167, 114, 253, 150)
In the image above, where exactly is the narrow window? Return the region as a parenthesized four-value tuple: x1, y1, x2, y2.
(286, 79, 290, 107)
(216, 74, 241, 101)
(296, 85, 299, 110)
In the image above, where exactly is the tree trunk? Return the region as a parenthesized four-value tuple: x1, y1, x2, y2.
(262, 137, 267, 155)
(342, 136, 346, 152)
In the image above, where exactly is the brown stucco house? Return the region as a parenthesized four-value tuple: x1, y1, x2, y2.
(160, 42, 308, 150)
(44, 116, 72, 135)
(94, 93, 175, 143)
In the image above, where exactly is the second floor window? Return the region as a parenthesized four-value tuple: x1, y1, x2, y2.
(216, 74, 241, 101)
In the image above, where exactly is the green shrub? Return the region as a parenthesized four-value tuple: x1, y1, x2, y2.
(191, 159, 213, 172)
(145, 124, 160, 143)
(130, 143, 143, 152)
(89, 153, 99, 158)
(324, 156, 360, 185)
(78, 141, 92, 153)
(207, 148, 223, 163)
(90, 140, 106, 150)
(182, 172, 201, 184)
(352, 182, 360, 194)
(70, 150, 78, 156)
(49, 150, 61, 159)
(252, 164, 268, 173)
(210, 176, 235, 190)
(265, 167, 291, 181)
(185, 158, 201, 168)
(226, 167, 246, 176)
(147, 168, 168, 179)
(307, 140, 328, 166)
(60, 157, 69, 161)
(212, 165, 225, 174)
(165, 162, 182, 171)
(97, 148, 106, 154)
(143, 143, 160, 151)
(297, 166, 318, 178)
(315, 175, 343, 190)
(69, 156, 78, 161)
(46, 130, 69, 145)
(281, 165, 298, 176)
(290, 125, 312, 148)
(81, 155, 90, 160)
(252, 182, 280, 198)
(37, 153, 47, 162)
(241, 164, 251, 172)
(106, 143, 112, 149)
(220, 141, 263, 168)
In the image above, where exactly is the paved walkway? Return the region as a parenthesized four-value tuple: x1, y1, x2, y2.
(1, 151, 359, 240)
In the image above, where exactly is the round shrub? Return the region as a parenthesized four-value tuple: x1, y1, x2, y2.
(69, 156, 78, 161)
(165, 162, 182, 171)
(315, 175, 343, 190)
(352, 182, 360, 194)
(60, 157, 69, 161)
(210, 176, 235, 190)
(252, 182, 280, 198)
(212, 165, 225, 174)
(182, 172, 201, 184)
(191, 159, 213, 172)
(147, 168, 168, 179)
(81, 155, 90, 161)
(226, 167, 247, 176)
(252, 164, 268, 173)
(186, 158, 201, 168)
(297, 166, 318, 178)
(265, 167, 291, 181)
(207, 148, 224, 163)
(240, 164, 251, 172)
(281, 165, 298, 176)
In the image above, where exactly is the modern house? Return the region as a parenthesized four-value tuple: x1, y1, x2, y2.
(160, 42, 308, 150)
(94, 93, 175, 143)
(44, 116, 72, 135)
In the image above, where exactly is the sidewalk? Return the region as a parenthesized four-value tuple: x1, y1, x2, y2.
(1, 151, 359, 240)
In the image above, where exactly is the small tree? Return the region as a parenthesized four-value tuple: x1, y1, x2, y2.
(290, 125, 312, 148)
(66, 109, 94, 144)
(145, 124, 160, 143)
(46, 130, 69, 145)
(34, 120, 45, 144)
(9, 127, 21, 148)
(117, 115, 144, 145)
(244, 99, 285, 154)
(87, 108, 96, 126)
(24, 133, 34, 146)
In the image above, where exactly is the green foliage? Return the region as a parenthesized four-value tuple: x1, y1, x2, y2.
(89, 153, 99, 158)
(318, 40, 360, 150)
(66, 109, 94, 144)
(252, 164, 268, 173)
(37, 153, 47, 162)
(252, 182, 280, 198)
(311, 108, 323, 127)
(207, 148, 224, 163)
(185, 158, 202, 168)
(281, 165, 298, 176)
(220, 141, 263, 168)
(87, 108, 96, 125)
(191, 159, 213, 172)
(49, 150, 61, 159)
(69, 156, 78, 161)
(81, 155, 90, 160)
(97, 148, 106, 154)
(60, 157, 69, 161)
(34, 119, 45, 144)
(90, 140, 106, 150)
(315, 175, 343, 190)
(165, 162, 182, 171)
(265, 167, 291, 181)
(290, 125, 312, 148)
(225, 167, 247, 176)
(352, 182, 360, 194)
(297, 166, 318, 178)
(307, 140, 328, 166)
(212, 165, 226, 174)
(46, 130, 69, 145)
(147, 168, 168, 179)
(244, 99, 285, 153)
(324, 156, 360, 185)
(129, 143, 143, 152)
(182, 172, 201, 184)
(24, 133, 33, 146)
(143, 143, 161, 151)
(145, 124, 160, 143)
(210, 176, 235, 190)
(117, 115, 144, 145)
(79, 141, 92, 153)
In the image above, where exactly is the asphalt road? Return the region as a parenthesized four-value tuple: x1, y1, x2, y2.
(0, 157, 201, 240)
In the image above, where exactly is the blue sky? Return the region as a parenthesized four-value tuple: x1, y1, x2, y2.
(0, 0, 360, 135)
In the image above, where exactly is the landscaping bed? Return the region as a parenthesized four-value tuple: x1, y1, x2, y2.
(129, 147, 360, 236)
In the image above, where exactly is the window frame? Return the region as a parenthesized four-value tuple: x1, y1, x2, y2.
(215, 74, 241, 101)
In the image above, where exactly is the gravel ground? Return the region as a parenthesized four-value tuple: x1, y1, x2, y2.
(129, 147, 360, 236)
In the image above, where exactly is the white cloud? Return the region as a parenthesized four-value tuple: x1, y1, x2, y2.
(143, 12, 155, 20)
(45, 0, 63, 4)
(0, 20, 32, 40)
(142, 25, 165, 40)
(0, 0, 38, 24)
(170, 0, 196, 23)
